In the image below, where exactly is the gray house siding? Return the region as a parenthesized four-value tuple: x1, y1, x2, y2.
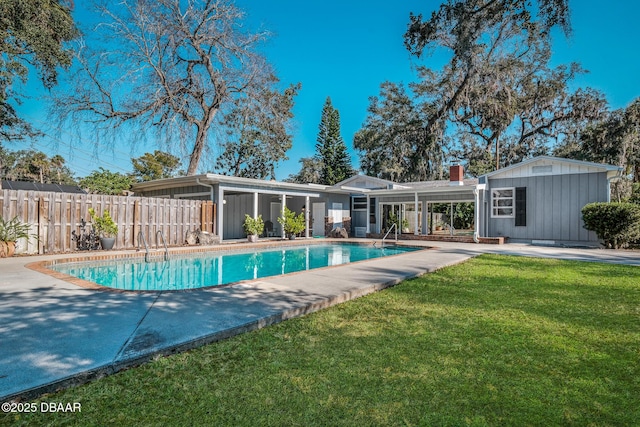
(487, 172, 607, 243)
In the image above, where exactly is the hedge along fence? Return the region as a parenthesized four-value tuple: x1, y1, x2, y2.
(0, 190, 216, 255)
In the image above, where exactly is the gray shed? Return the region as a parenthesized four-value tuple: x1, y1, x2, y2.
(479, 156, 622, 246)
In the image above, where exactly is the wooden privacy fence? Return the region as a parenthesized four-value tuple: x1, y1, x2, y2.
(0, 190, 216, 255)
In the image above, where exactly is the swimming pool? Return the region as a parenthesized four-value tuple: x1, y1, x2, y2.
(51, 243, 423, 291)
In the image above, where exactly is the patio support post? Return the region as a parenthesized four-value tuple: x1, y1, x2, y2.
(366, 194, 371, 234)
(281, 194, 286, 238)
(305, 196, 310, 238)
(414, 192, 419, 235)
(253, 192, 259, 219)
(450, 202, 454, 236)
(473, 187, 480, 243)
(218, 187, 224, 241)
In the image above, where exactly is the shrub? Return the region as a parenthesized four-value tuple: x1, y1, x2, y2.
(277, 207, 305, 237)
(243, 214, 264, 236)
(581, 202, 640, 249)
(88, 208, 119, 238)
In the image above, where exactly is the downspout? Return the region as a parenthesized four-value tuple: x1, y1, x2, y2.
(473, 187, 480, 243)
(195, 178, 215, 202)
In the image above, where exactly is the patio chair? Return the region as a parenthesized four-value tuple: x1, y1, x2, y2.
(264, 220, 276, 237)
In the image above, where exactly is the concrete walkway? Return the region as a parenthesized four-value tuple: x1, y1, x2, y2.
(1, 240, 638, 402)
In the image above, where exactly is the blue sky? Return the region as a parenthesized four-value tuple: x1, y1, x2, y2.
(14, 0, 640, 180)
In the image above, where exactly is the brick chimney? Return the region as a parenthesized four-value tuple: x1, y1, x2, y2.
(450, 165, 464, 186)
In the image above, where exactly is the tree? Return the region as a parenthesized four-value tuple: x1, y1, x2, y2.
(131, 150, 182, 182)
(315, 97, 354, 185)
(354, 82, 445, 181)
(576, 98, 640, 182)
(285, 156, 323, 184)
(54, 0, 296, 176)
(79, 168, 133, 195)
(1, 0, 78, 141)
(0, 147, 75, 184)
(403, 0, 598, 172)
(215, 83, 300, 179)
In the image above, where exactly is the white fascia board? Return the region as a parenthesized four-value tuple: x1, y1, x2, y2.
(366, 184, 478, 197)
(219, 185, 320, 198)
(339, 185, 371, 193)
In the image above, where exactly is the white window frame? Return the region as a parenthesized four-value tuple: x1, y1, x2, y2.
(491, 187, 515, 218)
(351, 196, 367, 211)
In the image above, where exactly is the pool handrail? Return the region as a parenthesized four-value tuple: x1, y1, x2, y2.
(374, 223, 398, 249)
(137, 231, 151, 263)
(155, 230, 169, 261)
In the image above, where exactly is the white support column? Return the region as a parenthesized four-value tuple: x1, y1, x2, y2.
(305, 196, 310, 238)
(217, 187, 224, 241)
(281, 194, 286, 238)
(253, 192, 259, 219)
(366, 194, 371, 234)
(473, 188, 480, 243)
(414, 192, 419, 235)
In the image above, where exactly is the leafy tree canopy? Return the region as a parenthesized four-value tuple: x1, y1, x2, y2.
(215, 83, 300, 180)
(131, 150, 183, 182)
(0, 0, 78, 141)
(285, 156, 323, 184)
(79, 167, 133, 195)
(0, 144, 75, 184)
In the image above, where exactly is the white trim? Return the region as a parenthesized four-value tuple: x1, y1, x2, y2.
(172, 192, 210, 199)
(219, 185, 319, 198)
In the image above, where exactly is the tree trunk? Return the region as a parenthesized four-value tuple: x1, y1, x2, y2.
(186, 109, 217, 176)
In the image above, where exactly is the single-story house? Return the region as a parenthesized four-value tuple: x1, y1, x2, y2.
(131, 156, 622, 246)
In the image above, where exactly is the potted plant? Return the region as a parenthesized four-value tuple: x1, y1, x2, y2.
(277, 207, 305, 239)
(387, 212, 409, 233)
(243, 214, 264, 243)
(89, 208, 118, 250)
(0, 216, 36, 257)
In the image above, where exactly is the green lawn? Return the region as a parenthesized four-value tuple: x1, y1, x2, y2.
(4, 255, 639, 426)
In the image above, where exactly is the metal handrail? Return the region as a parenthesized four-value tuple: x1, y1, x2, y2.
(137, 231, 150, 263)
(155, 230, 169, 261)
(446, 223, 456, 236)
(374, 222, 397, 249)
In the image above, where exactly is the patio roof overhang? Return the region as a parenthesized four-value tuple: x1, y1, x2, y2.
(364, 182, 486, 198)
(131, 173, 325, 198)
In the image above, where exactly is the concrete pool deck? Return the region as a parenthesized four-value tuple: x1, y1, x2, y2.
(1, 239, 639, 402)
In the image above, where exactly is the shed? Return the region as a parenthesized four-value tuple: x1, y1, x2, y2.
(479, 156, 622, 245)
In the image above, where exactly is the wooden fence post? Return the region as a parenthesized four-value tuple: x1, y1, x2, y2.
(38, 196, 46, 254)
(133, 200, 140, 247)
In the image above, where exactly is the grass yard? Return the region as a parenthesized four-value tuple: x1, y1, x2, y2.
(3, 254, 639, 426)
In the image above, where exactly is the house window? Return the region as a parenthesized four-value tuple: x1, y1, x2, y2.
(352, 196, 367, 210)
(491, 187, 515, 218)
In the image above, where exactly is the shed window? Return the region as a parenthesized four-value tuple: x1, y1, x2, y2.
(491, 188, 514, 218)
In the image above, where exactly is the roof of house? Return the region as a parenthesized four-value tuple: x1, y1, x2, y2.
(1, 180, 87, 194)
(481, 156, 622, 181)
(131, 173, 335, 196)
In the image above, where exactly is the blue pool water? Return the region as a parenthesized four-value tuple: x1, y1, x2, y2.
(52, 243, 422, 291)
